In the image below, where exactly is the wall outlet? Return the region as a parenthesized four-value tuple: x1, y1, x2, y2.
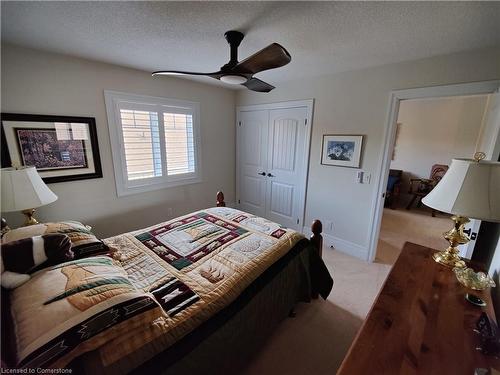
(324, 220, 334, 233)
(167, 207, 173, 217)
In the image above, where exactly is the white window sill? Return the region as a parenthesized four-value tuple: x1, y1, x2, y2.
(116, 176, 202, 197)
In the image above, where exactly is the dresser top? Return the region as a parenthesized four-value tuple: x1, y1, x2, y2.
(337, 241, 500, 375)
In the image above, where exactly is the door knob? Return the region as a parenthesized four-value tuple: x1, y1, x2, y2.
(258, 172, 266, 176)
(267, 173, 275, 177)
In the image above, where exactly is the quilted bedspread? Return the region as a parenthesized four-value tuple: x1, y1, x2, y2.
(7, 207, 306, 370)
(97, 206, 304, 367)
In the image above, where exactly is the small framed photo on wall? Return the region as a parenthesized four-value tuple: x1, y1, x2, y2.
(1, 113, 103, 183)
(321, 135, 363, 168)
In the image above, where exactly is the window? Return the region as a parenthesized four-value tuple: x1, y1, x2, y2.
(104, 91, 201, 196)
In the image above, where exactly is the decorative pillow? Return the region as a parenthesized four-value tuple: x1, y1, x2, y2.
(1, 224, 46, 243)
(2, 221, 108, 259)
(9, 256, 163, 369)
(1, 234, 73, 289)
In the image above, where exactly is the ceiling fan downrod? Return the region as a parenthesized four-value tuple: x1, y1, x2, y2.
(223, 30, 244, 69)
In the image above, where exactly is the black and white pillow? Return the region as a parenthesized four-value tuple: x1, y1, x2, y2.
(1, 234, 73, 289)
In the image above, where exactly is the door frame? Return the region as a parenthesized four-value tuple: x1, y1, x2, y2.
(236, 99, 314, 231)
(367, 80, 500, 262)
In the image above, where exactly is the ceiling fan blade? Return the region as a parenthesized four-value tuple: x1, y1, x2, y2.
(152, 70, 221, 77)
(243, 77, 275, 92)
(233, 43, 291, 75)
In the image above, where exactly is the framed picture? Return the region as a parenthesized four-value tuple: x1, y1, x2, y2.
(321, 134, 363, 168)
(1, 113, 103, 183)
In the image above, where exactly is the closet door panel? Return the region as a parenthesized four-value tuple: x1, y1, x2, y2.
(237, 110, 268, 217)
(266, 107, 308, 228)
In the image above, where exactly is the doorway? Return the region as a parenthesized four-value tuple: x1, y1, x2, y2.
(368, 80, 500, 263)
(376, 94, 490, 264)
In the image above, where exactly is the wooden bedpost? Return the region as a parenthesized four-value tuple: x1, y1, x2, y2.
(1, 218, 10, 236)
(311, 220, 323, 258)
(216, 191, 226, 207)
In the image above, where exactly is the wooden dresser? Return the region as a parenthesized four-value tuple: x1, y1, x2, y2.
(337, 242, 500, 375)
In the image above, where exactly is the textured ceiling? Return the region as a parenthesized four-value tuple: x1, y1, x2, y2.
(2, 1, 500, 90)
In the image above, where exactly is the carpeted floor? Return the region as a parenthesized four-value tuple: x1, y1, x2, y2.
(376, 206, 451, 264)
(241, 206, 451, 375)
(241, 248, 391, 375)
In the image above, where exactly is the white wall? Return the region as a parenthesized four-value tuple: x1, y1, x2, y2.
(390, 95, 488, 199)
(237, 46, 500, 260)
(1, 44, 236, 237)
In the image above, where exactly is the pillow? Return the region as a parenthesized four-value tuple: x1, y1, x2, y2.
(1, 234, 73, 289)
(2, 221, 108, 259)
(9, 256, 163, 369)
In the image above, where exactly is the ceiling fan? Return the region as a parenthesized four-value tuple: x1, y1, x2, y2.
(152, 30, 291, 92)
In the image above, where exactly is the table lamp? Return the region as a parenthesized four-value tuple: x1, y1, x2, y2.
(1, 166, 58, 226)
(422, 153, 500, 267)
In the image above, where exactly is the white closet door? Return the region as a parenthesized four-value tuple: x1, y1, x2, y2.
(265, 107, 308, 229)
(237, 110, 269, 217)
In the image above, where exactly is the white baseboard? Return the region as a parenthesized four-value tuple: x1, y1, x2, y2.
(302, 226, 368, 260)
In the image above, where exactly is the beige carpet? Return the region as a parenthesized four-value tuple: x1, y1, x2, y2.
(241, 247, 391, 375)
(376, 206, 451, 264)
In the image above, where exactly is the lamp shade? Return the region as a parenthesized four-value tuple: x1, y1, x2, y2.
(422, 158, 500, 222)
(1, 167, 58, 212)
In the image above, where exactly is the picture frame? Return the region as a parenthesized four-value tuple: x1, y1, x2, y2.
(321, 134, 363, 168)
(1, 113, 103, 183)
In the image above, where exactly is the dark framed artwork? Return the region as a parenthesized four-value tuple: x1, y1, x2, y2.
(321, 134, 363, 168)
(1, 113, 103, 183)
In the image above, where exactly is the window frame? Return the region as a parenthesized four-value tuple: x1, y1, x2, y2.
(104, 90, 202, 196)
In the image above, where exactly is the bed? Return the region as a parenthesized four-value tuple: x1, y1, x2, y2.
(1, 192, 333, 373)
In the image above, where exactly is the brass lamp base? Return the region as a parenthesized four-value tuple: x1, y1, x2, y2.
(22, 208, 39, 226)
(433, 215, 469, 268)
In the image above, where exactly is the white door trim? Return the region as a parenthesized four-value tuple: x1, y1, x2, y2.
(367, 80, 500, 262)
(236, 99, 314, 231)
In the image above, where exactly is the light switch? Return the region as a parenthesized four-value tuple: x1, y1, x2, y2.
(357, 171, 364, 183)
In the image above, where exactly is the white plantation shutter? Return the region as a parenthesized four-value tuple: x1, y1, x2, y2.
(164, 113, 195, 175)
(120, 109, 162, 180)
(105, 91, 201, 196)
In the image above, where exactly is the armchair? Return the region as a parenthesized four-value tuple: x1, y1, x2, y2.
(406, 164, 448, 216)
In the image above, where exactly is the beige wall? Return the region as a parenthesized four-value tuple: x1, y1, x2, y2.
(236, 46, 500, 259)
(390, 95, 488, 201)
(1, 44, 236, 237)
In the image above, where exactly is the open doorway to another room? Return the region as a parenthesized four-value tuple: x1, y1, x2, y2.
(376, 94, 490, 264)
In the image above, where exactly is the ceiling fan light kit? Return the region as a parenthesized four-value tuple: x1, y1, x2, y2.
(220, 75, 247, 85)
(152, 30, 290, 92)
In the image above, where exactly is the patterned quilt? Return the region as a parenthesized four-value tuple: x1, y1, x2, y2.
(8, 207, 304, 370)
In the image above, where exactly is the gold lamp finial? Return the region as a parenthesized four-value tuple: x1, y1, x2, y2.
(474, 152, 486, 162)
